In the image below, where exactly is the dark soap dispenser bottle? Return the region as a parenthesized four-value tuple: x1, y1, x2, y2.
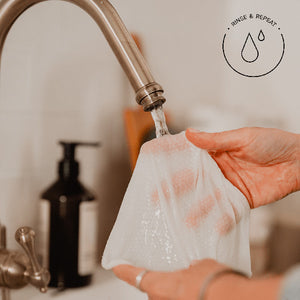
(38, 141, 100, 289)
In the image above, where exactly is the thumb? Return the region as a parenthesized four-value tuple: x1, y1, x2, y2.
(185, 128, 244, 152)
(189, 260, 201, 266)
(113, 264, 145, 286)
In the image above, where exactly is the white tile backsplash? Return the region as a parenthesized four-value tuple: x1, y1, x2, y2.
(0, 0, 299, 259)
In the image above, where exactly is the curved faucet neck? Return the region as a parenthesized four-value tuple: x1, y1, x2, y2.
(0, 0, 165, 111)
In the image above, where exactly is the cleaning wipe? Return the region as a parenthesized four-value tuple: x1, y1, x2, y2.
(102, 132, 251, 275)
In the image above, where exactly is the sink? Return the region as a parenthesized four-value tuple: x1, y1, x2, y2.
(12, 268, 147, 300)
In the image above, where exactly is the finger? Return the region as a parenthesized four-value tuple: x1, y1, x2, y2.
(215, 213, 235, 236)
(189, 260, 201, 266)
(184, 189, 220, 228)
(142, 133, 190, 154)
(228, 200, 242, 224)
(185, 128, 246, 152)
(113, 265, 146, 287)
(211, 153, 253, 207)
(151, 169, 195, 205)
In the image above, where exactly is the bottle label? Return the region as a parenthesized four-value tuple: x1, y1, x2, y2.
(38, 199, 50, 269)
(78, 201, 98, 276)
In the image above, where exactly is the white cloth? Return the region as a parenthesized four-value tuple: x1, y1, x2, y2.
(102, 132, 251, 275)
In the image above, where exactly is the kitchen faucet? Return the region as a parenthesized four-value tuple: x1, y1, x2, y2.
(0, 0, 166, 297)
(0, 0, 166, 111)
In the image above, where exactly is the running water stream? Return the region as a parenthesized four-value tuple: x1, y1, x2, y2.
(151, 106, 170, 138)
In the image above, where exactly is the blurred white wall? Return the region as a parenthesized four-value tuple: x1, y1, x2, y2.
(0, 0, 299, 250)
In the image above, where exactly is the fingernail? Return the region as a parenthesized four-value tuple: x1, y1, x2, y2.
(186, 128, 200, 134)
(189, 260, 201, 267)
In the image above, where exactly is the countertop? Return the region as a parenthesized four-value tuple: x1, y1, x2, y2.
(11, 268, 147, 300)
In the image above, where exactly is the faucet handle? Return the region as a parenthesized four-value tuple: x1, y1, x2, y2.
(15, 227, 50, 293)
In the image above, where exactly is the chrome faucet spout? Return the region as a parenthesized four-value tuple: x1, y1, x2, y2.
(0, 0, 166, 111)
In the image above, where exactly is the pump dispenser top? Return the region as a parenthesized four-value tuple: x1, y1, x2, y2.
(58, 141, 100, 180)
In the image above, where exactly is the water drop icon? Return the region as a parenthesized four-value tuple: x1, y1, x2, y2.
(241, 33, 259, 63)
(258, 30, 265, 41)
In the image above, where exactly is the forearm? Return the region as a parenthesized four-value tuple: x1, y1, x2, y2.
(294, 133, 300, 191)
(205, 273, 283, 300)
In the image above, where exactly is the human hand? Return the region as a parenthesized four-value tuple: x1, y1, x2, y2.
(102, 132, 253, 276)
(186, 127, 300, 208)
(113, 259, 234, 300)
(141, 132, 250, 237)
(113, 259, 282, 300)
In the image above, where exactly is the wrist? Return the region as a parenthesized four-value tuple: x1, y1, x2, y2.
(205, 273, 283, 300)
(205, 272, 248, 300)
(295, 134, 300, 191)
(247, 276, 283, 300)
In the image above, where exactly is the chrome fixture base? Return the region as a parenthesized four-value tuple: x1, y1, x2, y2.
(0, 226, 50, 293)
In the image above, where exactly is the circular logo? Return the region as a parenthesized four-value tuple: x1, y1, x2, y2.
(222, 14, 285, 77)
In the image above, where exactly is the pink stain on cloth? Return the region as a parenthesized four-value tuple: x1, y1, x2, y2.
(102, 132, 251, 275)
